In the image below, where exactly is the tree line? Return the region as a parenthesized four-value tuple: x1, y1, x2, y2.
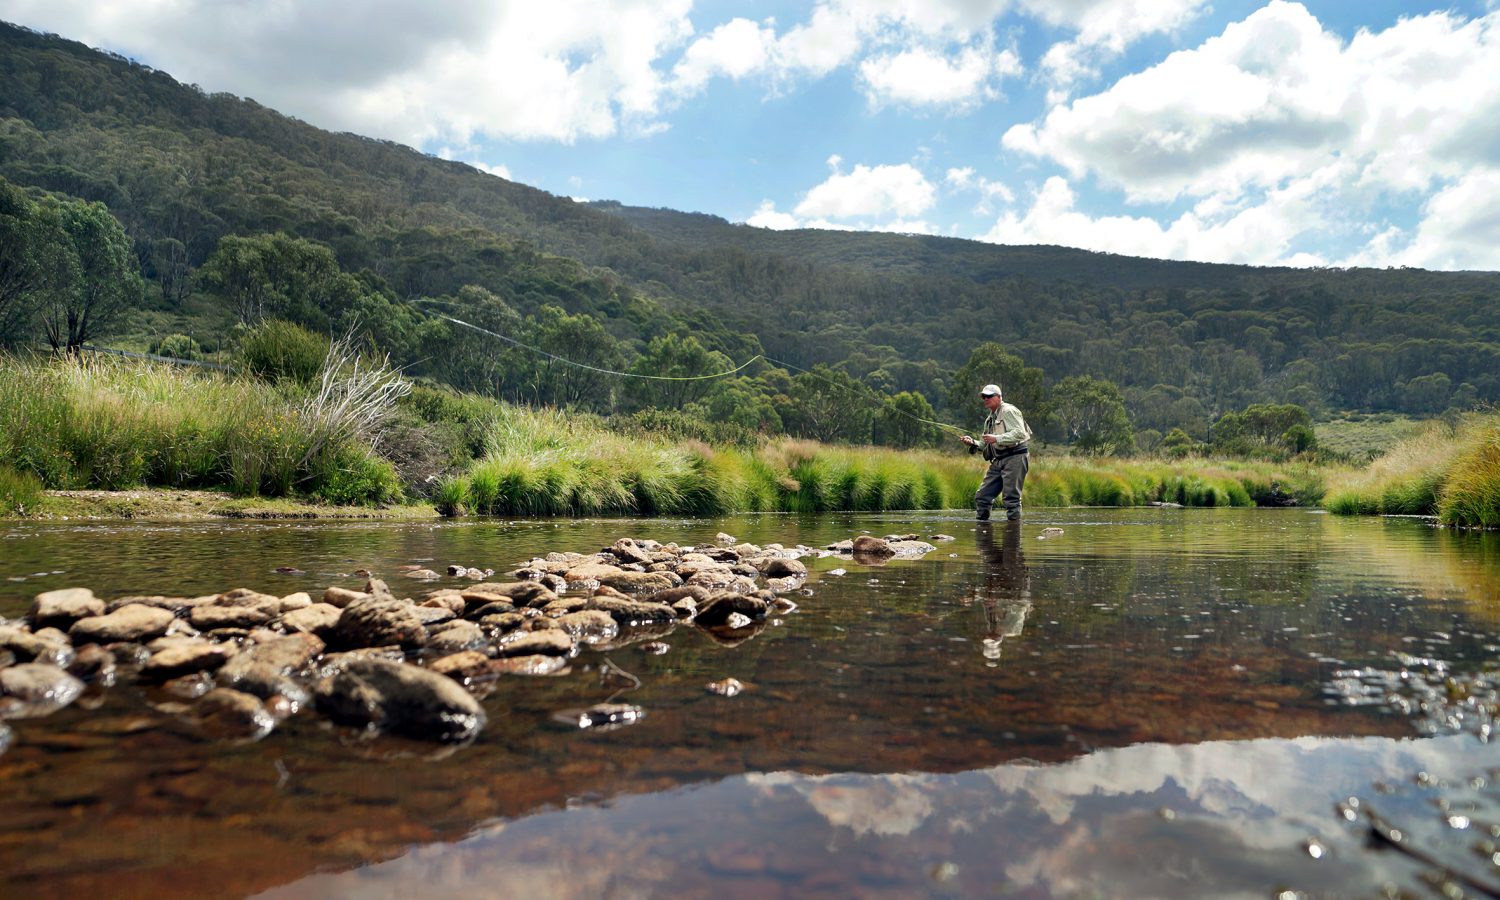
(1, 21, 1496, 458)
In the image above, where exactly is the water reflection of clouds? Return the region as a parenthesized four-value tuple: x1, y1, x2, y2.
(265, 733, 1483, 898)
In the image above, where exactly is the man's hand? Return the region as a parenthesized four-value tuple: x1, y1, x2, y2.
(961, 435, 976, 446)
(982, 434, 998, 445)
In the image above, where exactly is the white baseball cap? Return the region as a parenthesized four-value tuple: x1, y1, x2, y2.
(979, 384, 1002, 397)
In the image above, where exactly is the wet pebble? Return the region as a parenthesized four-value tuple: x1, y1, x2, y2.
(552, 702, 644, 731)
(707, 677, 744, 697)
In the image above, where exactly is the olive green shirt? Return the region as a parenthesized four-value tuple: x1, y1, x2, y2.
(982, 402, 1032, 449)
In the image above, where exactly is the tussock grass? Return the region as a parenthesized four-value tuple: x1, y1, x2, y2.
(441, 421, 981, 516)
(0, 465, 44, 515)
(1324, 418, 1470, 516)
(437, 409, 1322, 517)
(0, 354, 401, 503)
(1438, 424, 1500, 528)
(1325, 413, 1500, 527)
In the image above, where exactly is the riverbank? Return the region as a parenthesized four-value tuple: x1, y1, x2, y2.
(12, 489, 440, 521)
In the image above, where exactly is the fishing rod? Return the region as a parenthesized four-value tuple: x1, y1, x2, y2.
(414, 298, 974, 438)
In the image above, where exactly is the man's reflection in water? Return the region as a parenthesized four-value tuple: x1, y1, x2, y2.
(974, 521, 1032, 666)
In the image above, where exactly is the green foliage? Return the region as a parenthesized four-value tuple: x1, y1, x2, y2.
(150, 333, 201, 360)
(1211, 403, 1316, 458)
(1439, 428, 1500, 528)
(239, 319, 329, 384)
(39, 196, 142, 352)
(1051, 375, 1134, 454)
(0, 354, 401, 503)
(873, 391, 943, 448)
(784, 364, 874, 443)
(625, 333, 731, 410)
(947, 344, 1047, 428)
(0, 464, 44, 515)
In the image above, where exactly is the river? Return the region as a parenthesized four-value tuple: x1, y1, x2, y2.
(3, 508, 1499, 897)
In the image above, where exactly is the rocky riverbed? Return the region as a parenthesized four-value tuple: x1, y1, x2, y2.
(0, 531, 942, 748)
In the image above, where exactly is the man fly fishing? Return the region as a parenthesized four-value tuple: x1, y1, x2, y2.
(961, 383, 1032, 521)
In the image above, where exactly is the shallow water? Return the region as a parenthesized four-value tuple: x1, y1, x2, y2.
(3, 508, 1500, 897)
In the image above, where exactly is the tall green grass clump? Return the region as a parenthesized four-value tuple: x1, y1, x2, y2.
(1437, 421, 1500, 528)
(0, 465, 44, 515)
(1324, 417, 1472, 516)
(441, 406, 708, 517)
(0, 353, 402, 504)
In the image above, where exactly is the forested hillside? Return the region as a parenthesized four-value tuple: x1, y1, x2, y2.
(2, 20, 1498, 453)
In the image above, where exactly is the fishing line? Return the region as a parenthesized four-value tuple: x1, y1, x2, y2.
(415, 298, 975, 438)
(416, 300, 763, 381)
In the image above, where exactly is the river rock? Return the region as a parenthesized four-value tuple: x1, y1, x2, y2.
(141, 639, 236, 681)
(195, 688, 276, 741)
(420, 591, 466, 615)
(67, 645, 116, 684)
(70, 604, 174, 645)
(469, 600, 520, 620)
(477, 611, 526, 633)
(609, 539, 653, 565)
(851, 536, 894, 558)
(0, 662, 85, 717)
(462, 582, 555, 610)
(105, 594, 213, 614)
(315, 657, 486, 741)
(598, 571, 679, 593)
(232, 632, 325, 675)
(0, 625, 74, 668)
(554, 610, 620, 644)
(411, 605, 455, 627)
(322, 587, 369, 608)
(427, 651, 494, 682)
(715, 532, 737, 545)
(189, 605, 273, 630)
(495, 630, 575, 658)
(563, 561, 624, 584)
(30, 588, 105, 630)
(279, 603, 342, 639)
(540, 596, 591, 617)
(706, 677, 744, 697)
(887, 540, 937, 557)
(586, 596, 677, 626)
(648, 585, 712, 605)
(695, 593, 770, 627)
(426, 620, 486, 655)
(683, 568, 746, 590)
(492, 630, 573, 657)
(334, 597, 427, 650)
(489, 654, 568, 676)
(761, 558, 807, 578)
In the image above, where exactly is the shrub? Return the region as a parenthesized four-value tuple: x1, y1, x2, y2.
(239, 320, 329, 384)
(150, 333, 202, 361)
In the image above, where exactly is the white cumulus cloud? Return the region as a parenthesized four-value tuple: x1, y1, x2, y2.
(3, 0, 695, 145)
(981, 173, 1337, 266)
(859, 43, 1021, 108)
(794, 161, 936, 219)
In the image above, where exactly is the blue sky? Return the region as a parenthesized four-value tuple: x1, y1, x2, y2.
(4, 0, 1498, 269)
